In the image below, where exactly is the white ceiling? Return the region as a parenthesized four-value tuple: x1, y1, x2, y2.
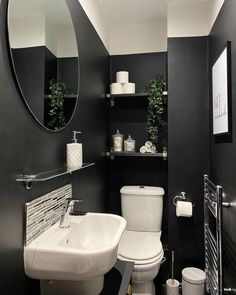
(80, 0, 224, 54)
(98, 0, 207, 26)
(98, 0, 166, 26)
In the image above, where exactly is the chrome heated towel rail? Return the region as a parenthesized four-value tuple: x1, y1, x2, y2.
(204, 175, 236, 295)
(204, 175, 223, 295)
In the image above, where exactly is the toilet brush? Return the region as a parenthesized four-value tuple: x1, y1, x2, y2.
(171, 250, 175, 284)
(166, 250, 179, 295)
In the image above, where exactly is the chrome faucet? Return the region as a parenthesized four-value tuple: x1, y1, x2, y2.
(59, 198, 83, 228)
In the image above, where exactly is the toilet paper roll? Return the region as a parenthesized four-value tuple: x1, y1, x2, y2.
(122, 82, 135, 94)
(145, 141, 153, 148)
(176, 201, 192, 217)
(116, 71, 129, 83)
(166, 279, 179, 295)
(110, 83, 123, 94)
(140, 146, 147, 153)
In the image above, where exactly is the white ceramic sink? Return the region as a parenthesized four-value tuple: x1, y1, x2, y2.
(24, 213, 126, 283)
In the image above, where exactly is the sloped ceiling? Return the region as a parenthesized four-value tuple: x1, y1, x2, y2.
(79, 0, 224, 54)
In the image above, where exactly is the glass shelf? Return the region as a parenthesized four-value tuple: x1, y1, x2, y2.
(16, 163, 95, 189)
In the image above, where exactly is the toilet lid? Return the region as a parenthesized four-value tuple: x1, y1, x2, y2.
(118, 231, 163, 261)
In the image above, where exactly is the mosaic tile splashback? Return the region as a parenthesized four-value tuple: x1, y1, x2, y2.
(25, 184, 72, 245)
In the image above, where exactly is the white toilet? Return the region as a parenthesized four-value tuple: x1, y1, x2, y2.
(118, 186, 165, 295)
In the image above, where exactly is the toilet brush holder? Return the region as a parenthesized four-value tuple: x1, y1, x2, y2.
(166, 279, 179, 295)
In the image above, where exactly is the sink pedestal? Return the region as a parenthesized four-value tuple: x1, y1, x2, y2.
(40, 276, 104, 295)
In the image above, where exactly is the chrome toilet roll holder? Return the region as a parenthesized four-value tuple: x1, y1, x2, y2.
(173, 192, 195, 207)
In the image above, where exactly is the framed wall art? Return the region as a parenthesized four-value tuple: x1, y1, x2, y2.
(212, 42, 231, 135)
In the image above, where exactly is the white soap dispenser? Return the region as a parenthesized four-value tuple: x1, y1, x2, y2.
(67, 131, 83, 170)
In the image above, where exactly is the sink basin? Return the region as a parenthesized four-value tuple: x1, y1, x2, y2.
(24, 213, 126, 285)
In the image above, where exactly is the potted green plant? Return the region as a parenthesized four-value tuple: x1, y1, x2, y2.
(47, 79, 69, 130)
(145, 75, 167, 148)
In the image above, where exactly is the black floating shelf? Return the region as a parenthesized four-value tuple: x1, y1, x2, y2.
(106, 93, 148, 106)
(106, 92, 167, 106)
(106, 93, 148, 99)
(106, 151, 167, 159)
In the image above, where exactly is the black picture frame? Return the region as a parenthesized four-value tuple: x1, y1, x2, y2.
(212, 41, 231, 136)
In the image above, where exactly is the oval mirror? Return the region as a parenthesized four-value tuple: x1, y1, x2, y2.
(8, 0, 79, 131)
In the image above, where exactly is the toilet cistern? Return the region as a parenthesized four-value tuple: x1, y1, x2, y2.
(59, 198, 83, 228)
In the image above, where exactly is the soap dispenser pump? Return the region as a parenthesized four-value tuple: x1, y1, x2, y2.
(67, 131, 83, 170)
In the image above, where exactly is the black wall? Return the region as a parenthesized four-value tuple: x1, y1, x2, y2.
(109, 53, 168, 291)
(168, 37, 209, 279)
(110, 52, 167, 147)
(209, 0, 236, 288)
(0, 0, 109, 294)
(110, 52, 167, 93)
(109, 52, 168, 234)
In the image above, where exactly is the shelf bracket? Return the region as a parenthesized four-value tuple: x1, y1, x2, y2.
(24, 181, 32, 190)
(110, 97, 115, 107)
(106, 150, 114, 159)
(17, 174, 36, 190)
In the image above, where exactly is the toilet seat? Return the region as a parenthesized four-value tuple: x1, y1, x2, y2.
(118, 230, 163, 265)
(118, 249, 164, 266)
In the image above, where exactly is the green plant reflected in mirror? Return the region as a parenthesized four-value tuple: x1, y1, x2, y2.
(7, 0, 79, 131)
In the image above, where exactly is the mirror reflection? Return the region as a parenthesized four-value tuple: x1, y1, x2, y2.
(8, 0, 79, 131)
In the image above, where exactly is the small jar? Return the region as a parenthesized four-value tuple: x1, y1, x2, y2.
(124, 134, 135, 152)
(163, 146, 168, 160)
(113, 129, 123, 152)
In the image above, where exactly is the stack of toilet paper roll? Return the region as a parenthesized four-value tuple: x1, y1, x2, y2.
(110, 71, 135, 94)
